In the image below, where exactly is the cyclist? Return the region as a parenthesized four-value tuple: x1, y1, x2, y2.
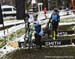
(33, 14, 44, 48)
(50, 8, 60, 40)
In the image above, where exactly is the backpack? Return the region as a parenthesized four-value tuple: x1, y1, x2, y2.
(35, 24, 41, 33)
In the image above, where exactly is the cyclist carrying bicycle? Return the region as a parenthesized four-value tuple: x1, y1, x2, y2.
(33, 14, 44, 49)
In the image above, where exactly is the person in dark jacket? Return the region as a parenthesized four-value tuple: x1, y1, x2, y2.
(50, 8, 60, 40)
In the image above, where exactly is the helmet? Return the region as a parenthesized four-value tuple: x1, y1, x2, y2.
(34, 13, 38, 18)
(54, 8, 59, 12)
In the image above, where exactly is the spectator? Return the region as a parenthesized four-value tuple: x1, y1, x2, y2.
(43, 7, 47, 14)
(66, 7, 70, 15)
(43, 7, 47, 19)
(28, 12, 34, 23)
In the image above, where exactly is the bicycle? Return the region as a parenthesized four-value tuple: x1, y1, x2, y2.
(24, 22, 33, 49)
(46, 19, 57, 40)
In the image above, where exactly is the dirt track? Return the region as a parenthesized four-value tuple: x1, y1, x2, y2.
(2, 47, 75, 59)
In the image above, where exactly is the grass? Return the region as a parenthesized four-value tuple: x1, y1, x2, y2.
(5, 28, 25, 41)
(0, 40, 5, 48)
(0, 28, 25, 48)
(60, 18, 75, 22)
(1, 47, 75, 59)
(16, 28, 25, 37)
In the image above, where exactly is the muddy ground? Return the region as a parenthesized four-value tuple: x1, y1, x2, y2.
(1, 47, 75, 59)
